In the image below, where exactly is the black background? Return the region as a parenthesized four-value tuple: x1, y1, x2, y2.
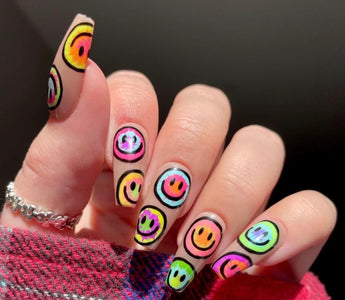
(1, 1, 344, 298)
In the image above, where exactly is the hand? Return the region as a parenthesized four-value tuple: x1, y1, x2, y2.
(1, 14, 337, 293)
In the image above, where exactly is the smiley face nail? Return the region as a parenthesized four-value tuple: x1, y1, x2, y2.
(165, 257, 196, 292)
(49, 14, 94, 119)
(238, 220, 279, 254)
(134, 205, 167, 246)
(211, 251, 252, 280)
(154, 167, 191, 208)
(184, 216, 223, 259)
(116, 170, 144, 207)
(62, 22, 94, 72)
(47, 65, 63, 110)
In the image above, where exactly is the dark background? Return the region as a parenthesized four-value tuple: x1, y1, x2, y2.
(1, 1, 344, 298)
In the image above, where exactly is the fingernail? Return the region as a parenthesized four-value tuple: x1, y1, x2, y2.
(165, 257, 196, 292)
(134, 164, 191, 249)
(47, 13, 94, 119)
(165, 213, 225, 292)
(212, 220, 280, 280)
(113, 125, 147, 208)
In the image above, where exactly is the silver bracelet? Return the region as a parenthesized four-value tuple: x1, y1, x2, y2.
(5, 181, 81, 230)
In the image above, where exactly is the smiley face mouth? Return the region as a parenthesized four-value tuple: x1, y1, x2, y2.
(191, 229, 216, 251)
(160, 180, 186, 201)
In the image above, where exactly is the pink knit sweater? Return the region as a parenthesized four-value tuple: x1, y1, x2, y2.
(0, 225, 330, 299)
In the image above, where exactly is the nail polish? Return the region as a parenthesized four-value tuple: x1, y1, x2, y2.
(212, 220, 280, 280)
(47, 13, 94, 119)
(113, 125, 147, 208)
(165, 213, 224, 292)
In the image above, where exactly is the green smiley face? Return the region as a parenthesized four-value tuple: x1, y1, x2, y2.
(165, 257, 196, 292)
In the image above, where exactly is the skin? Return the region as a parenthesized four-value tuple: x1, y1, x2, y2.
(0, 60, 337, 286)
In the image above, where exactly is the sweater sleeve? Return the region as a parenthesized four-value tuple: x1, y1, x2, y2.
(0, 225, 330, 300)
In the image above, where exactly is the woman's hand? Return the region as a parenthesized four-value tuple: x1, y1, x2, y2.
(0, 14, 337, 293)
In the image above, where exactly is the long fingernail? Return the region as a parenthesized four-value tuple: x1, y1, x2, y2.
(212, 220, 281, 280)
(113, 125, 147, 208)
(134, 164, 191, 249)
(47, 13, 94, 119)
(165, 213, 225, 292)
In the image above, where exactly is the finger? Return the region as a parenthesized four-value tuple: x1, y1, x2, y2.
(165, 125, 285, 292)
(211, 190, 337, 281)
(78, 71, 160, 243)
(133, 85, 231, 250)
(48, 13, 94, 120)
(1, 24, 110, 234)
(107, 71, 159, 208)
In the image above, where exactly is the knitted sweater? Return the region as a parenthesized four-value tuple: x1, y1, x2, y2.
(0, 226, 330, 299)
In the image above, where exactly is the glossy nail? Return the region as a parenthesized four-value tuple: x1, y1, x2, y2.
(212, 220, 281, 280)
(134, 164, 191, 249)
(113, 125, 147, 208)
(165, 213, 224, 292)
(47, 13, 94, 119)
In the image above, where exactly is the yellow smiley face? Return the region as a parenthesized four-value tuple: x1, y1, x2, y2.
(116, 170, 144, 207)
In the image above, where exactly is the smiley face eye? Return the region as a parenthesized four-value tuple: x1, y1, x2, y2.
(174, 270, 178, 277)
(207, 233, 213, 241)
(130, 182, 136, 191)
(198, 227, 204, 235)
(141, 216, 146, 224)
(180, 275, 186, 282)
(122, 135, 127, 144)
(150, 220, 155, 228)
(170, 178, 175, 186)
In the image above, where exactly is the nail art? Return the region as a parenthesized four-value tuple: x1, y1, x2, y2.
(47, 65, 63, 110)
(211, 251, 252, 280)
(154, 167, 191, 208)
(134, 205, 167, 246)
(116, 170, 144, 207)
(183, 216, 223, 259)
(238, 220, 279, 254)
(113, 126, 145, 162)
(47, 14, 94, 119)
(62, 22, 93, 72)
(165, 257, 196, 292)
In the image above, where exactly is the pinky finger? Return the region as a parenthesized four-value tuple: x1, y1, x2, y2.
(211, 190, 337, 282)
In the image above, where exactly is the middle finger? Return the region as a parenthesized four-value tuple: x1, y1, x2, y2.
(133, 84, 231, 250)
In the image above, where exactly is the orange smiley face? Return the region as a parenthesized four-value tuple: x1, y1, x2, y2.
(184, 216, 223, 259)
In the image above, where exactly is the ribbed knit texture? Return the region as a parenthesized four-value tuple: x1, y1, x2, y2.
(0, 226, 330, 299)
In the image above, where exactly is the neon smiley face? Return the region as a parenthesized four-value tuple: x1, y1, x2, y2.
(165, 257, 196, 292)
(116, 170, 144, 207)
(184, 216, 223, 259)
(113, 127, 145, 162)
(63, 22, 94, 72)
(211, 251, 252, 280)
(154, 167, 191, 208)
(47, 65, 63, 110)
(238, 220, 279, 254)
(134, 205, 166, 246)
